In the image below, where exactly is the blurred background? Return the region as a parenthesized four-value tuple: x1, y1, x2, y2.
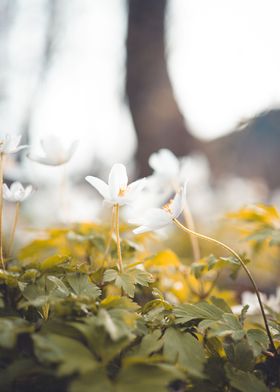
(2, 0, 280, 304)
(2, 0, 280, 224)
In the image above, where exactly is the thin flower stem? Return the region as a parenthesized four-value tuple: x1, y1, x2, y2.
(102, 207, 116, 265)
(7, 201, 20, 257)
(0, 153, 4, 269)
(114, 204, 123, 272)
(182, 199, 205, 297)
(173, 218, 277, 354)
(182, 199, 201, 262)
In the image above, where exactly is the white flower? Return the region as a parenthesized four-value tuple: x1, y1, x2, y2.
(149, 149, 210, 191)
(3, 182, 33, 202)
(28, 135, 78, 166)
(131, 184, 186, 234)
(0, 134, 28, 154)
(149, 149, 180, 180)
(232, 288, 280, 315)
(86, 163, 146, 206)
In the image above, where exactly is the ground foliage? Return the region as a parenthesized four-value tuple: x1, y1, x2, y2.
(0, 206, 280, 391)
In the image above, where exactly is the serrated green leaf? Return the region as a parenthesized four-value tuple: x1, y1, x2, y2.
(103, 269, 118, 282)
(67, 273, 101, 299)
(174, 301, 224, 324)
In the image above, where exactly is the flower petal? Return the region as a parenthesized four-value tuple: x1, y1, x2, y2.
(108, 163, 128, 199)
(85, 176, 110, 200)
(125, 178, 146, 202)
(149, 149, 180, 177)
(3, 183, 11, 200)
(10, 182, 24, 194)
(169, 182, 187, 219)
(22, 185, 33, 201)
(27, 153, 61, 166)
(131, 208, 171, 234)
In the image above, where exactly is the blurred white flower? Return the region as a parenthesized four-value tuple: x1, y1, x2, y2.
(86, 163, 146, 206)
(232, 288, 280, 315)
(149, 148, 210, 191)
(3, 182, 33, 203)
(149, 149, 180, 181)
(131, 184, 186, 234)
(28, 135, 78, 166)
(0, 134, 28, 155)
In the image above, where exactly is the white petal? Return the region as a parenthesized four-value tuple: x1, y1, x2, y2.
(108, 163, 128, 199)
(149, 149, 179, 177)
(169, 182, 187, 219)
(131, 208, 171, 233)
(85, 176, 110, 200)
(10, 182, 24, 194)
(65, 140, 78, 160)
(3, 184, 12, 200)
(125, 178, 146, 202)
(22, 185, 33, 201)
(27, 153, 61, 166)
(133, 226, 151, 234)
(41, 135, 62, 157)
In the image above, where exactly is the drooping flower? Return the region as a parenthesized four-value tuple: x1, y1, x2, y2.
(3, 182, 33, 203)
(27, 135, 78, 166)
(86, 163, 146, 206)
(131, 184, 186, 234)
(0, 134, 28, 155)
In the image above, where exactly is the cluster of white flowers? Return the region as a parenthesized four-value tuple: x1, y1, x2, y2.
(232, 288, 280, 315)
(1, 133, 78, 204)
(85, 162, 187, 234)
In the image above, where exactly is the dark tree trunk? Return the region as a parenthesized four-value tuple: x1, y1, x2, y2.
(126, 0, 199, 177)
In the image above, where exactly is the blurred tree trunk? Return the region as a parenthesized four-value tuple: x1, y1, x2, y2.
(126, 0, 199, 176)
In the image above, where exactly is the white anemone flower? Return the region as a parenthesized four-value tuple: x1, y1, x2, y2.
(131, 184, 186, 234)
(28, 135, 78, 166)
(86, 163, 146, 206)
(0, 134, 28, 155)
(3, 182, 33, 202)
(149, 149, 180, 180)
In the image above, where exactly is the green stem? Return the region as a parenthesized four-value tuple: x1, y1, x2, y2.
(114, 204, 123, 272)
(173, 218, 277, 354)
(103, 206, 115, 262)
(7, 201, 20, 257)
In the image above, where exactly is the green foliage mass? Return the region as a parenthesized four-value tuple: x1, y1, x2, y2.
(0, 215, 280, 391)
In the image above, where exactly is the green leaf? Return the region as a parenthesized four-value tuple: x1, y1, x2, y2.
(247, 329, 269, 356)
(70, 368, 113, 392)
(163, 328, 206, 378)
(47, 275, 69, 296)
(191, 262, 206, 279)
(116, 362, 184, 392)
(67, 273, 101, 299)
(103, 269, 118, 282)
(32, 333, 98, 376)
(115, 273, 135, 297)
(228, 340, 255, 372)
(205, 313, 245, 341)
(131, 269, 154, 287)
(225, 364, 269, 392)
(40, 255, 70, 270)
(137, 330, 163, 356)
(0, 318, 33, 349)
(174, 301, 224, 324)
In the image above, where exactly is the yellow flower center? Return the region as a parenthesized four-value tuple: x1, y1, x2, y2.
(163, 199, 173, 213)
(118, 187, 127, 197)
